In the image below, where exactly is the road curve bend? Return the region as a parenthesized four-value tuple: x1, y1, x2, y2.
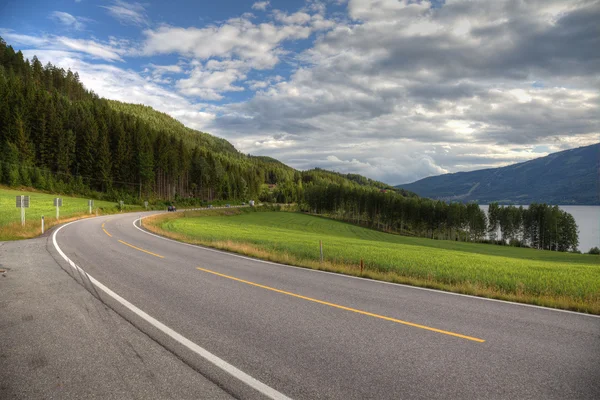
(51, 212, 600, 400)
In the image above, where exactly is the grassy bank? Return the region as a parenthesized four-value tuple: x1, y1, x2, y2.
(0, 187, 143, 240)
(143, 209, 600, 315)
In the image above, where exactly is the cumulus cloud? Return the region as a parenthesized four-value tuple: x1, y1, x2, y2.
(101, 0, 149, 27)
(142, 14, 321, 69)
(176, 63, 247, 100)
(142, 9, 335, 100)
(251, 1, 270, 11)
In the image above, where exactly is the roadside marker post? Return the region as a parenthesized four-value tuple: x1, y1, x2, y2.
(88, 200, 94, 214)
(54, 198, 63, 220)
(16, 195, 30, 226)
(119, 200, 124, 212)
(41, 216, 44, 234)
(144, 201, 148, 210)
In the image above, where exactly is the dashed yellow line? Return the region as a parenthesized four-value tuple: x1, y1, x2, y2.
(102, 222, 112, 237)
(196, 267, 485, 343)
(119, 240, 165, 259)
(103, 220, 163, 258)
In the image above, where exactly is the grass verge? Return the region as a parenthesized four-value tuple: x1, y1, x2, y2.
(143, 209, 600, 315)
(0, 186, 144, 240)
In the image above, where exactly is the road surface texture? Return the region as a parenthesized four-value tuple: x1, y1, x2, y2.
(39, 212, 600, 398)
(0, 235, 232, 399)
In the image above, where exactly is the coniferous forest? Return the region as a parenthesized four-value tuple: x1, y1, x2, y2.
(0, 38, 579, 251)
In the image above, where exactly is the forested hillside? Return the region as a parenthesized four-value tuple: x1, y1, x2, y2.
(397, 144, 600, 205)
(107, 100, 239, 156)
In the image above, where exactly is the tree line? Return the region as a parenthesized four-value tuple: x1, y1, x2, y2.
(300, 184, 579, 252)
(487, 203, 579, 251)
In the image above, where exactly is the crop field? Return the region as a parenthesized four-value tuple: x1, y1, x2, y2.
(0, 187, 141, 240)
(145, 209, 600, 314)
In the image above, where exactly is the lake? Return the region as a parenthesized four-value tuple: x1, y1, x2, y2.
(479, 205, 600, 253)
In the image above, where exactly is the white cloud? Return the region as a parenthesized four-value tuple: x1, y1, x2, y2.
(141, 9, 336, 99)
(143, 63, 183, 84)
(55, 37, 125, 61)
(247, 75, 283, 90)
(273, 11, 312, 25)
(101, 0, 149, 27)
(0, 31, 48, 47)
(176, 64, 247, 100)
(251, 1, 270, 11)
(49, 11, 87, 31)
(0, 30, 126, 62)
(142, 16, 318, 69)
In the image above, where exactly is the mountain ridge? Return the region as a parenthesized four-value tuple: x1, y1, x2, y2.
(396, 144, 600, 205)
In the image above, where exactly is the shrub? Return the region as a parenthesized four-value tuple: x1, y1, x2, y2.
(588, 247, 600, 255)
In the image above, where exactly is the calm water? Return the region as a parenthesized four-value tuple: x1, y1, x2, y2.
(479, 205, 600, 253)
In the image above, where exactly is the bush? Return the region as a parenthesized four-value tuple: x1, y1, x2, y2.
(509, 238, 523, 247)
(588, 247, 600, 255)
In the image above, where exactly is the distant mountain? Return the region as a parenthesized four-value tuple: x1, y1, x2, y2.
(396, 144, 600, 205)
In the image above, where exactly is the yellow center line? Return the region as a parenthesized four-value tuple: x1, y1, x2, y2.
(196, 267, 485, 343)
(119, 240, 165, 258)
(102, 221, 112, 237)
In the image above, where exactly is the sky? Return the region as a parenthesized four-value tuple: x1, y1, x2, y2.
(0, 0, 598, 185)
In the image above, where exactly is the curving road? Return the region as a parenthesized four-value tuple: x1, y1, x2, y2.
(51, 212, 600, 399)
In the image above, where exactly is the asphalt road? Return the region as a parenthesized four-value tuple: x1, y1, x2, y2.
(51, 211, 600, 399)
(0, 232, 232, 399)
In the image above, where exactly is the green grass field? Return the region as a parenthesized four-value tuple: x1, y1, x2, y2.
(146, 209, 600, 314)
(0, 187, 142, 240)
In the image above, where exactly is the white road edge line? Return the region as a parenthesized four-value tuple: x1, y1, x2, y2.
(134, 215, 600, 319)
(52, 219, 292, 400)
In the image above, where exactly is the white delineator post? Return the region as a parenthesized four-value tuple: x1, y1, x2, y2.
(41, 216, 44, 234)
(54, 198, 62, 220)
(16, 195, 29, 226)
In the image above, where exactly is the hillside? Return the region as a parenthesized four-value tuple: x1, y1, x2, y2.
(107, 101, 239, 156)
(397, 144, 600, 205)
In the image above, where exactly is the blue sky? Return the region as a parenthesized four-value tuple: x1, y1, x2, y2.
(1, 0, 598, 184)
(1, 0, 341, 104)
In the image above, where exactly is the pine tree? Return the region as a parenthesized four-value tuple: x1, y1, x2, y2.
(95, 121, 112, 191)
